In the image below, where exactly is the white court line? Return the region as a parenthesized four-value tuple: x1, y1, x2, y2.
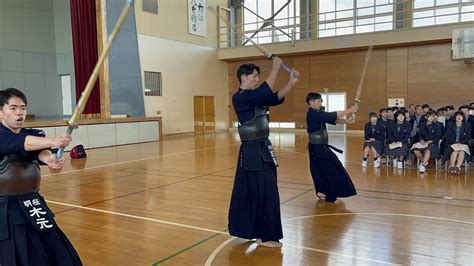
(204, 211, 474, 266)
(47, 200, 227, 235)
(46, 200, 472, 265)
(283, 212, 474, 225)
(204, 236, 398, 266)
(43, 143, 238, 177)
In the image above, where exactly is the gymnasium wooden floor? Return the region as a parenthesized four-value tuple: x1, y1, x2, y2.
(40, 131, 473, 265)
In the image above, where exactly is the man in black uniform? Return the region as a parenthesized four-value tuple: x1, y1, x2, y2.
(0, 88, 82, 265)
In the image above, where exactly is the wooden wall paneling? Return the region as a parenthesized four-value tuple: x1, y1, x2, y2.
(226, 42, 471, 130)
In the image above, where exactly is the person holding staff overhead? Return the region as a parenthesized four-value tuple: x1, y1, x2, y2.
(306, 92, 359, 203)
(228, 56, 299, 248)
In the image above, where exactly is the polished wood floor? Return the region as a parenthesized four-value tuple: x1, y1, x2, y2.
(40, 131, 473, 265)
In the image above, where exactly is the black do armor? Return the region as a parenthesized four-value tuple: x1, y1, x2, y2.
(308, 123, 329, 145)
(238, 106, 270, 141)
(0, 155, 41, 196)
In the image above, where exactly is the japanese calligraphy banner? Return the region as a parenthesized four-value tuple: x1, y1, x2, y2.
(188, 0, 206, 37)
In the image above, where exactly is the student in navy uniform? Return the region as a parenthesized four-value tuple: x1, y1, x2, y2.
(444, 111, 471, 174)
(408, 104, 415, 117)
(378, 108, 392, 164)
(385, 110, 412, 169)
(409, 105, 426, 154)
(378, 108, 392, 130)
(387, 108, 394, 121)
(0, 88, 82, 265)
(412, 111, 442, 173)
(228, 57, 299, 248)
(362, 112, 385, 168)
(306, 92, 358, 203)
(468, 106, 474, 149)
(421, 104, 430, 115)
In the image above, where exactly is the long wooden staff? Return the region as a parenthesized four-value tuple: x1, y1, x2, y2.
(241, 34, 298, 78)
(352, 45, 374, 118)
(56, 0, 134, 159)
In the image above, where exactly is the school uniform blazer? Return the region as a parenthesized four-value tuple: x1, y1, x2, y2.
(418, 122, 442, 143)
(364, 122, 385, 142)
(445, 122, 471, 145)
(387, 122, 412, 143)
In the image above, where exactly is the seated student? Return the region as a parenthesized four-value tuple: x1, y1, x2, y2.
(362, 112, 385, 168)
(387, 108, 394, 121)
(411, 111, 442, 173)
(469, 107, 474, 149)
(378, 108, 390, 127)
(437, 107, 448, 126)
(408, 104, 415, 117)
(378, 108, 391, 164)
(385, 111, 412, 169)
(421, 104, 430, 115)
(446, 105, 455, 122)
(445, 111, 471, 174)
(459, 105, 470, 121)
(404, 109, 410, 122)
(409, 105, 426, 152)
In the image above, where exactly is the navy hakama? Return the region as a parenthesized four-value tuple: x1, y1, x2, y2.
(306, 108, 357, 202)
(228, 82, 285, 242)
(0, 194, 82, 266)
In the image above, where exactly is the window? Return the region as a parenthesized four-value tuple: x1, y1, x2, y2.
(143, 0, 158, 14)
(144, 71, 162, 96)
(318, 0, 394, 37)
(413, 0, 474, 27)
(242, 0, 302, 44)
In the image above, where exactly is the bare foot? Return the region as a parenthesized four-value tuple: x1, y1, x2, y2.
(256, 239, 282, 248)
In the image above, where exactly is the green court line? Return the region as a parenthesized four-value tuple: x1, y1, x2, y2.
(152, 233, 222, 266)
(151, 187, 315, 265)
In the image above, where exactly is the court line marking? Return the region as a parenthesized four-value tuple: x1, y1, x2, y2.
(50, 166, 238, 215)
(204, 212, 474, 266)
(47, 200, 226, 234)
(47, 199, 473, 265)
(42, 143, 239, 177)
(204, 236, 398, 266)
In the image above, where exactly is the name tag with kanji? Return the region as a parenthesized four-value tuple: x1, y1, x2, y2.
(18, 194, 56, 231)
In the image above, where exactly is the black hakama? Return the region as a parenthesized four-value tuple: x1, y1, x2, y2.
(306, 108, 357, 202)
(228, 82, 285, 242)
(0, 193, 82, 266)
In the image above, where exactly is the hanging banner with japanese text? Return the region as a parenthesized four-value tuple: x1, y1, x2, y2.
(188, 0, 206, 37)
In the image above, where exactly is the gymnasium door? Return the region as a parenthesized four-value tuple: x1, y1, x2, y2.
(194, 96, 215, 132)
(321, 92, 347, 132)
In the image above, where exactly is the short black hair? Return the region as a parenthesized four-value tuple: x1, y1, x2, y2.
(458, 105, 469, 110)
(437, 107, 447, 113)
(0, 88, 27, 108)
(453, 110, 465, 119)
(379, 108, 387, 113)
(306, 92, 322, 104)
(421, 104, 430, 109)
(409, 104, 414, 108)
(446, 105, 454, 110)
(394, 110, 405, 121)
(236, 64, 260, 83)
(369, 112, 377, 118)
(391, 106, 399, 111)
(425, 111, 436, 118)
(415, 105, 422, 109)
